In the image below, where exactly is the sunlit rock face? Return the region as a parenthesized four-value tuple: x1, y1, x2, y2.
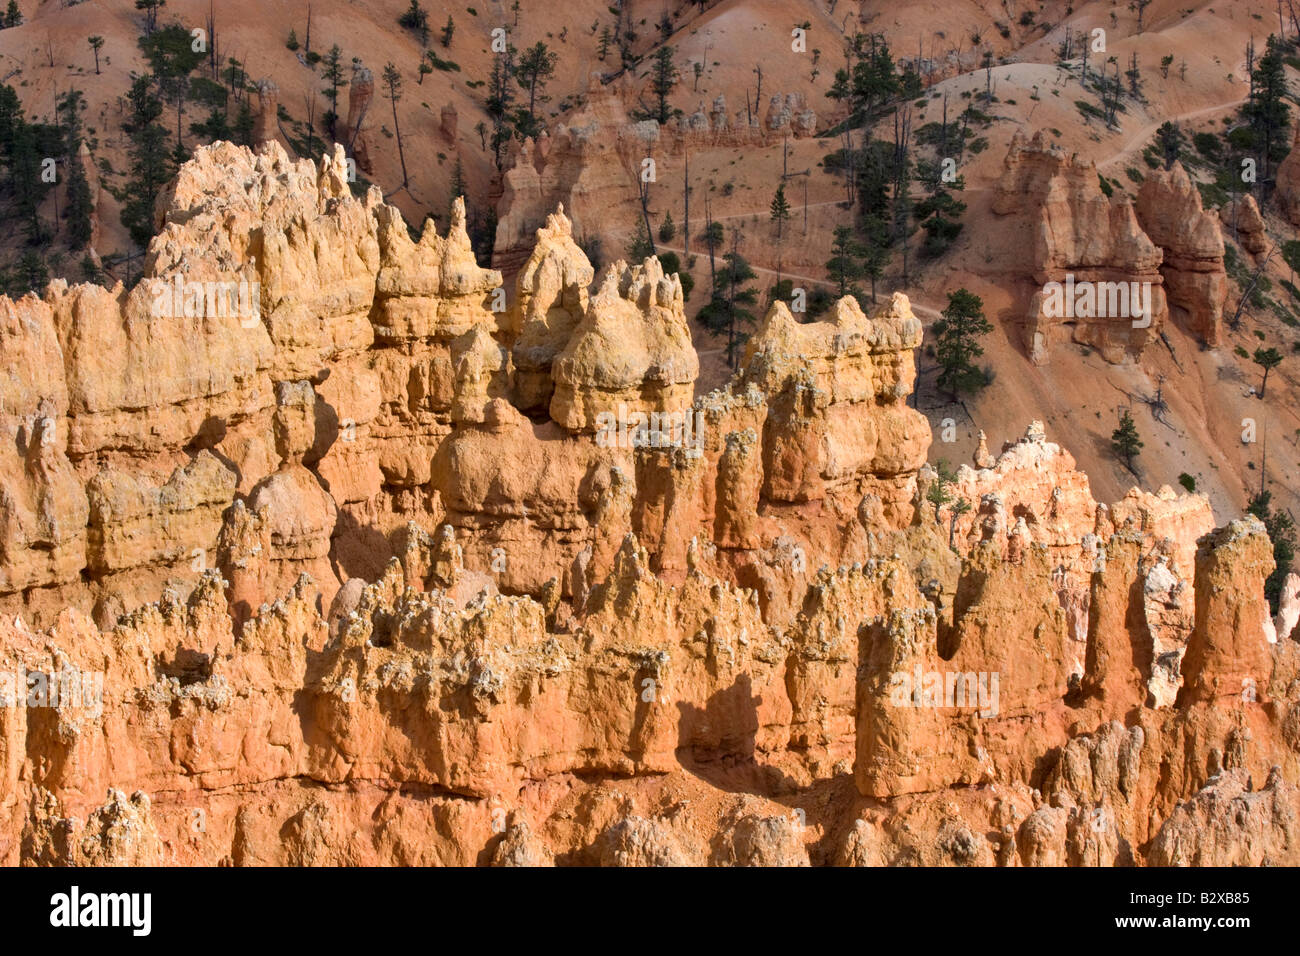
(1, 142, 1296, 868)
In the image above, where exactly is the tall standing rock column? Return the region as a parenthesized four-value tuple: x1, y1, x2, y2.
(1135, 162, 1227, 347)
(345, 67, 375, 174)
(1178, 518, 1277, 706)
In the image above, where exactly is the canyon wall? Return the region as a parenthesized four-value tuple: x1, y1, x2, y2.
(0, 142, 1295, 867)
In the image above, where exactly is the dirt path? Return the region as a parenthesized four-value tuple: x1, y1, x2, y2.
(655, 241, 837, 288)
(1098, 98, 1248, 170)
(704, 199, 848, 223)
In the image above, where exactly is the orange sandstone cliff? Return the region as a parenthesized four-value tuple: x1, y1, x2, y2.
(0, 143, 1296, 867)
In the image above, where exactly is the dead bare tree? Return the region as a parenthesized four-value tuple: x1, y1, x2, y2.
(682, 148, 690, 259)
(206, 0, 219, 78)
(304, 89, 317, 159)
(1140, 375, 1172, 427)
(1230, 242, 1277, 330)
(637, 174, 657, 258)
(704, 193, 716, 287)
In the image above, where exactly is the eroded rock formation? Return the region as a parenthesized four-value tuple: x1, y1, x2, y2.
(1135, 162, 1227, 347)
(1275, 124, 1300, 228)
(1, 142, 1296, 867)
(992, 131, 1169, 364)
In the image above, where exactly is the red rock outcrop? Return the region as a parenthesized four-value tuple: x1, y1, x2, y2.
(344, 67, 375, 174)
(2, 142, 1297, 868)
(1135, 162, 1227, 346)
(992, 131, 1168, 364)
(1221, 194, 1269, 256)
(1274, 124, 1300, 228)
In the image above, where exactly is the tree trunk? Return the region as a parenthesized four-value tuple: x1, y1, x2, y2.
(639, 180, 656, 258)
(683, 150, 690, 259)
(391, 96, 408, 187)
(705, 198, 716, 287)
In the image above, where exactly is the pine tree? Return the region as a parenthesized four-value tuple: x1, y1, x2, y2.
(925, 459, 955, 523)
(18, 250, 46, 293)
(134, 0, 163, 35)
(948, 497, 972, 549)
(139, 23, 205, 163)
(1254, 346, 1283, 398)
(859, 213, 889, 302)
(890, 111, 915, 285)
(658, 210, 675, 242)
(1111, 408, 1144, 473)
(1155, 121, 1184, 169)
(933, 288, 991, 401)
(122, 72, 172, 248)
(1125, 51, 1142, 98)
(826, 32, 909, 125)
(382, 63, 409, 188)
(449, 156, 467, 223)
(441, 16, 455, 48)
(648, 46, 678, 124)
(485, 48, 516, 170)
(516, 42, 557, 138)
(64, 159, 93, 250)
(1248, 490, 1297, 613)
(658, 250, 693, 300)
(826, 225, 865, 296)
(1283, 239, 1300, 291)
(0, 83, 22, 157)
(1133, 0, 1152, 33)
(769, 183, 791, 239)
(8, 111, 46, 242)
(698, 232, 758, 369)
(88, 36, 105, 75)
(232, 99, 254, 147)
(58, 90, 93, 250)
(701, 219, 723, 285)
(1246, 34, 1290, 181)
(321, 45, 347, 140)
(398, 1, 429, 44)
(770, 182, 791, 282)
(915, 161, 966, 258)
(625, 218, 654, 261)
(3, 1, 21, 28)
